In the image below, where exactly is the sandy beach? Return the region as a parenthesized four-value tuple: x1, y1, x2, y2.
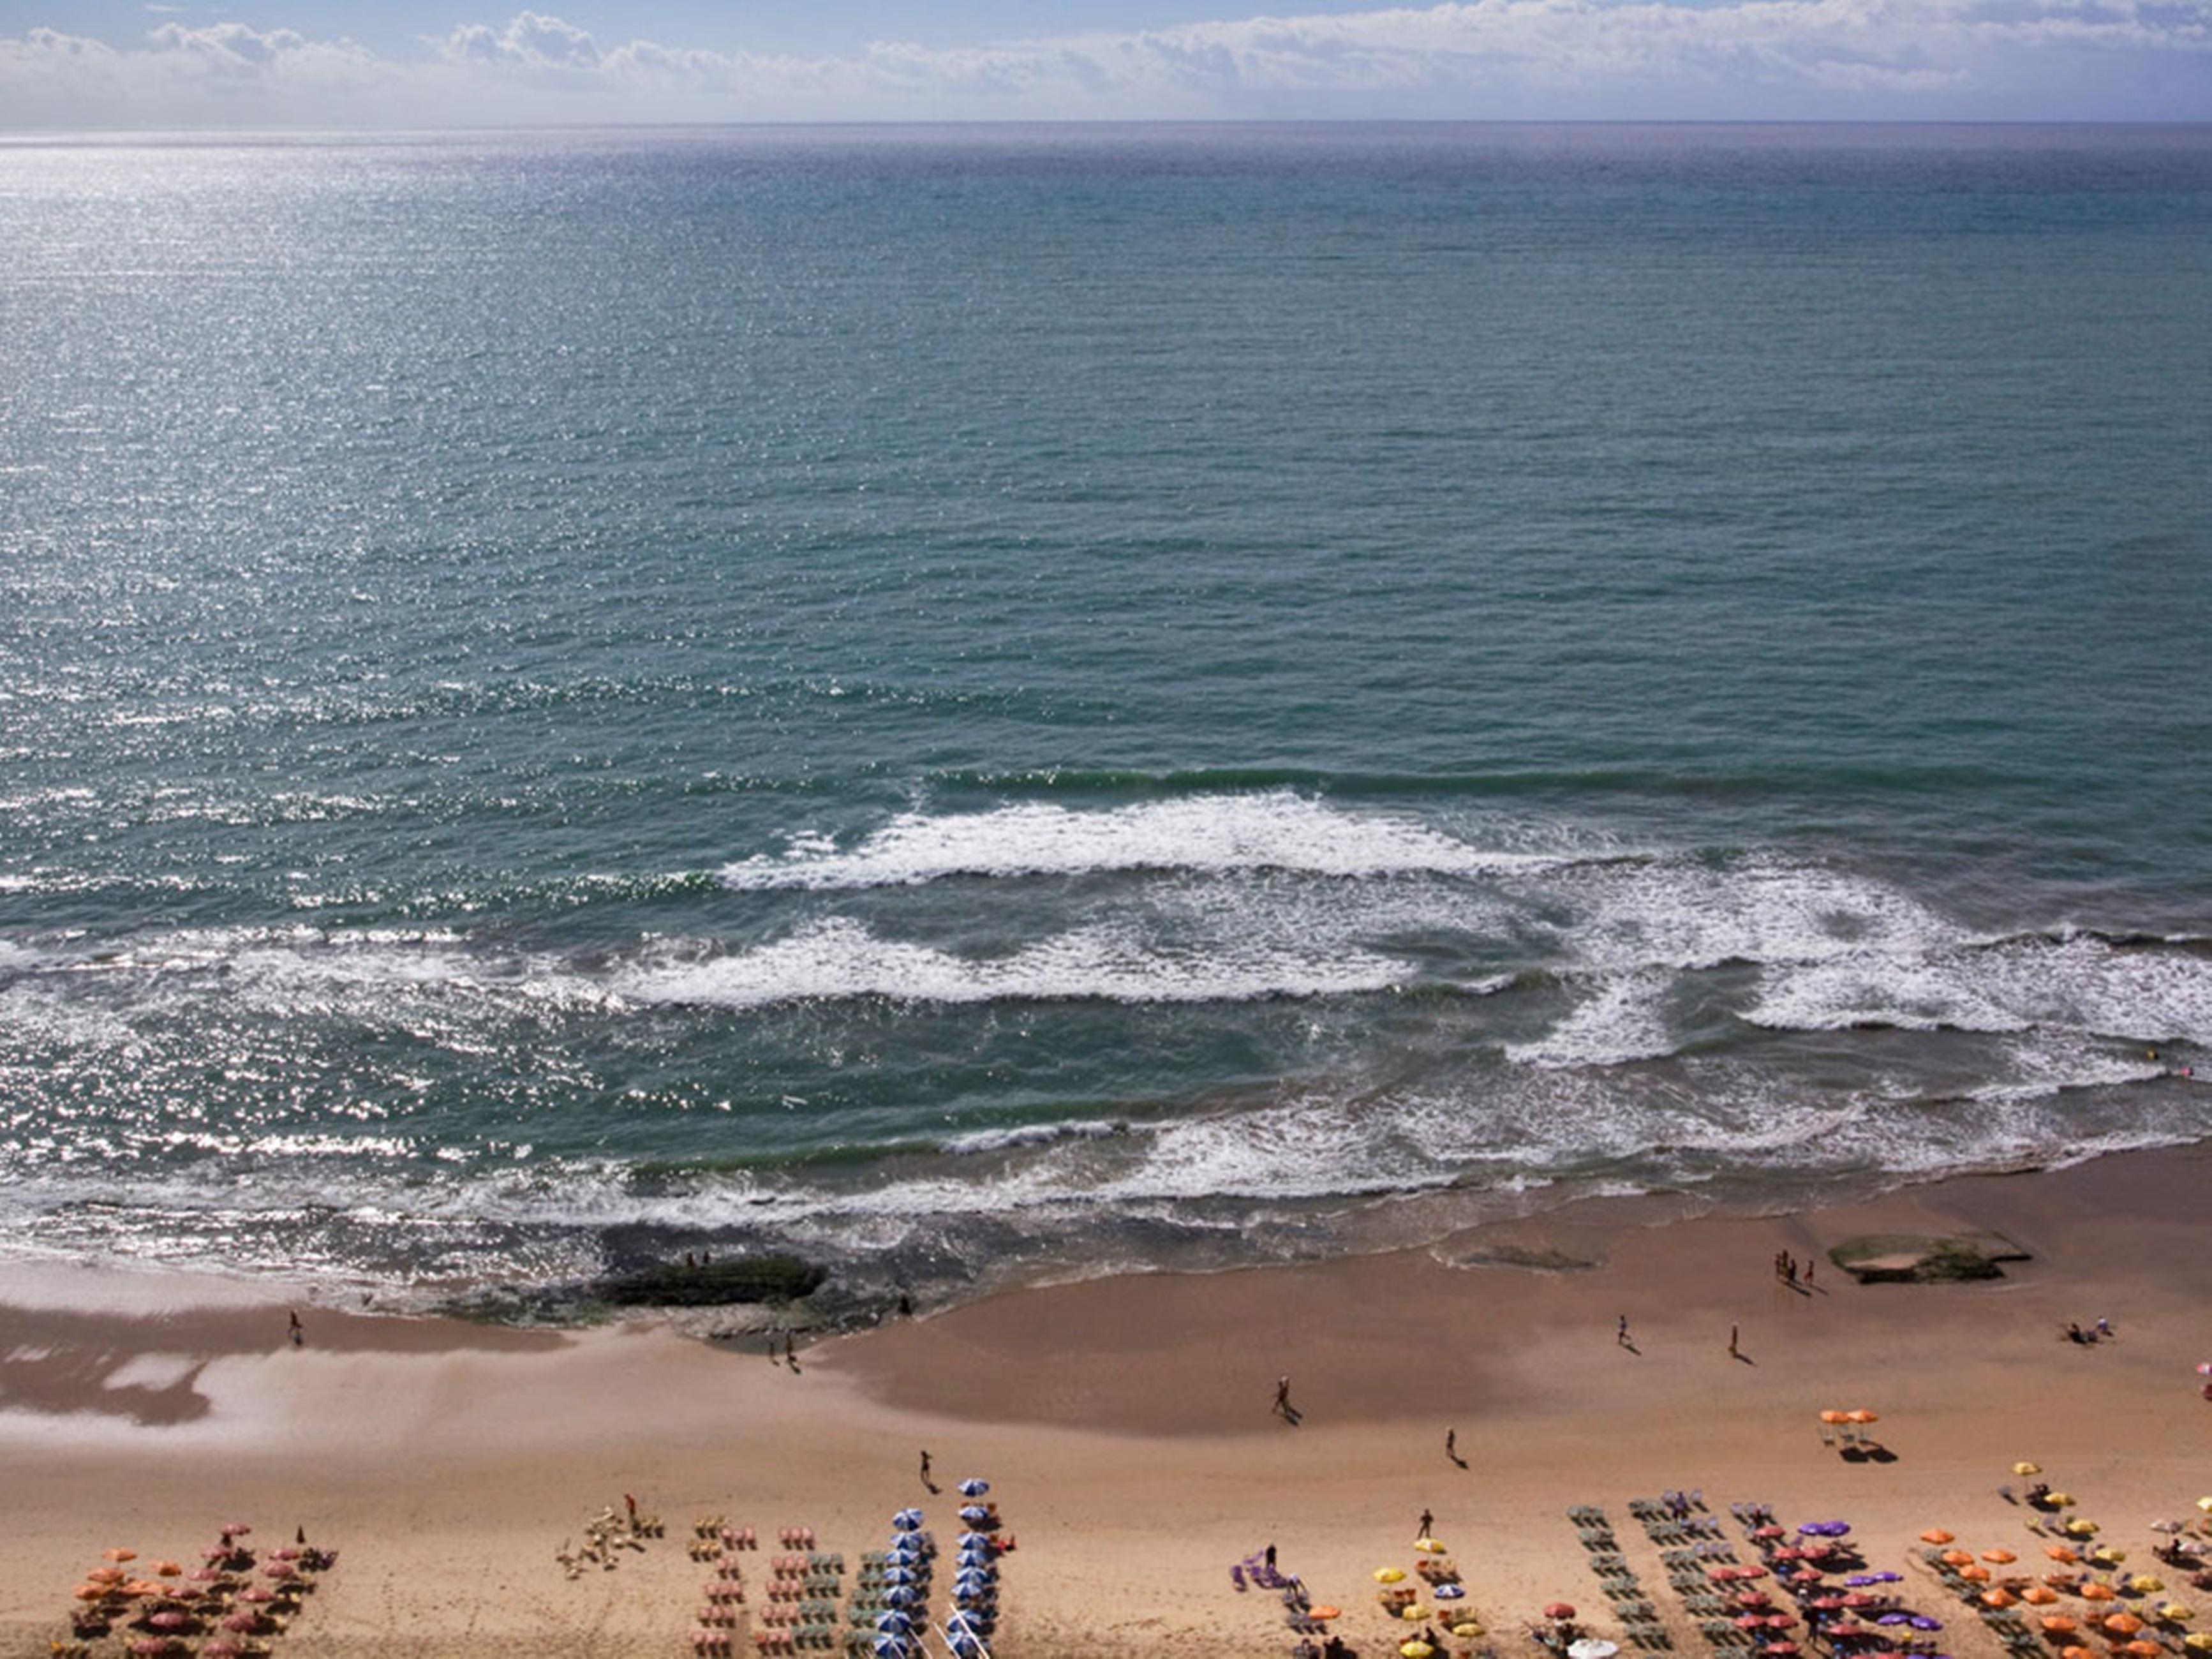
(4, 1147, 2209, 1659)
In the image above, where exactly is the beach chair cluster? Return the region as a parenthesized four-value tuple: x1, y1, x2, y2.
(854, 1481, 1004, 1659)
(1919, 1475, 2209, 1659)
(1570, 1503, 1671, 1651)
(54, 1522, 337, 1659)
(693, 1521, 762, 1563)
(1721, 1501, 1943, 1659)
(691, 1537, 753, 1657)
(748, 1547, 843, 1653)
(558, 1503, 662, 1581)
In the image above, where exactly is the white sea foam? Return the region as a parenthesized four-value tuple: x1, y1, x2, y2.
(1504, 969, 1678, 1068)
(1747, 935, 2212, 1044)
(618, 916, 1408, 1008)
(719, 793, 1592, 890)
(1538, 854, 1964, 972)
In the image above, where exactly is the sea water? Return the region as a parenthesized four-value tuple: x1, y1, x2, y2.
(1, 124, 2207, 1311)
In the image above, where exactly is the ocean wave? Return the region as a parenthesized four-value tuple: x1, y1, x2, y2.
(1745, 934, 2212, 1045)
(617, 916, 1409, 1008)
(1503, 969, 1679, 1068)
(719, 792, 1621, 891)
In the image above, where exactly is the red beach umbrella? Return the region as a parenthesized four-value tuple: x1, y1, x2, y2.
(1546, 1605, 1578, 1621)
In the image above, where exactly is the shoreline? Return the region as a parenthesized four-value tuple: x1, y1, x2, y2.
(4, 1143, 2208, 1658)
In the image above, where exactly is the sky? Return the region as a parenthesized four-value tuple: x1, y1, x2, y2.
(0, 0, 2206, 126)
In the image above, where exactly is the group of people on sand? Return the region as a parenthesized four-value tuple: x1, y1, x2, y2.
(1775, 1251, 1815, 1289)
(2063, 1318, 2115, 1345)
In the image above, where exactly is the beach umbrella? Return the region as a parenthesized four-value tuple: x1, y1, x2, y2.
(1452, 1623, 1484, 1639)
(2184, 1636, 2212, 1654)
(2105, 1615, 2146, 1635)
(958, 1506, 990, 1525)
(237, 1588, 276, 1605)
(1821, 1411, 1851, 1425)
(1982, 1591, 2018, 1609)
(221, 1525, 251, 1538)
(2015, 1464, 2044, 1477)
(2160, 1605, 2193, 1623)
(154, 1561, 182, 1577)
(2082, 1586, 2119, 1603)
(1811, 1599, 1846, 1612)
(202, 1644, 241, 1659)
(1402, 1605, 1429, 1623)
(957, 1479, 989, 1498)
(2067, 1521, 2100, 1538)
(148, 1612, 189, 1631)
(1757, 1527, 1788, 1540)
(1546, 1604, 1578, 1621)
(891, 1510, 922, 1532)
(1800, 1524, 1829, 1536)
(2061, 1648, 2095, 1659)
(1791, 1570, 1825, 1586)
(871, 1636, 909, 1659)
(221, 1614, 260, 1634)
(1910, 1618, 1941, 1632)
(1402, 1643, 1437, 1658)
(1941, 1551, 1974, 1567)
(1986, 1551, 2019, 1564)
(2093, 1549, 2127, 1566)
(1847, 1410, 1879, 1424)
(1567, 1640, 1619, 1659)
(1416, 1537, 1446, 1554)
(2049, 1547, 2083, 1563)
(1761, 1645, 1801, 1656)
(105, 1549, 139, 1563)
(873, 1612, 914, 1633)
(1739, 1566, 1769, 1579)
(885, 1587, 917, 1609)
(1376, 1568, 1408, 1584)
(2130, 1577, 2165, 1594)
(2040, 1617, 2080, 1633)
(1922, 1531, 1956, 1545)
(1436, 1584, 1467, 1602)
(2123, 1644, 2164, 1658)
(1873, 1573, 1902, 1584)
(1960, 1566, 1993, 1584)
(2023, 1588, 2060, 1606)
(1310, 1607, 1342, 1621)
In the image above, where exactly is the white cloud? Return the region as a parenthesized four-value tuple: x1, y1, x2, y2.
(0, 0, 2206, 126)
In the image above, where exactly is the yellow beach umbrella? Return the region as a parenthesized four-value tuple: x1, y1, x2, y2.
(1402, 1643, 1436, 1658)
(1415, 1537, 1446, 1554)
(1453, 1623, 1485, 1639)
(2197, 1499, 2212, 1515)
(2015, 1463, 2044, 1477)
(1376, 1567, 1408, 1584)
(1403, 1604, 1429, 1622)
(2158, 1605, 2193, 1623)
(2065, 1520, 2099, 1537)
(2129, 1576, 2164, 1593)
(2091, 1547, 2125, 1565)
(2181, 1633, 2212, 1653)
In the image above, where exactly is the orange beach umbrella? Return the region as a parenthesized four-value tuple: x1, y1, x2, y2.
(1923, 1531, 1957, 1545)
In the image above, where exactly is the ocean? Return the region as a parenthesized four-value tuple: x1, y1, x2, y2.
(1, 123, 2207, 1318)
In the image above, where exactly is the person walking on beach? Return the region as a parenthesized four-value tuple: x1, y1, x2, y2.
(919, 1449, 933, 1485)
(287, 1310, 303, 1347)
(1728, 1324, 1740, 1358)
(1273, 1375, 1293, 1419)
(1617, 1314, 1631, 1348)
(1445, 1427, 1457, 1462)
(1418, 1507, 1434, 1540)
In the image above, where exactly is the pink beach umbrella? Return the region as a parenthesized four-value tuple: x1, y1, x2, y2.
(221, 1612, 263, 1635)
(148, 1611, 191, 1631)
(238, 1587, 276, 1605)
(271, 1547, 300, 1562)
(202, 1642, 242, 1659)
(265, 1563, 297, 1581)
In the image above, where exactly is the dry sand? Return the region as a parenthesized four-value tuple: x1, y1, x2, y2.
(3, 1147, 2209, 1659)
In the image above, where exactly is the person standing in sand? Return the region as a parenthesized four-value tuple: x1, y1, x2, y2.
(1617, 1314, 1631, 1348)
(1273, 1376, 1293, 1418)
(1445, 1427, 1457, 1461)
(288, 1310, 303, 1347)
(1728, 1324, 1739, 1358)
(919, 1449, 932, 1484)
(1418, 1507, 1434, 1540)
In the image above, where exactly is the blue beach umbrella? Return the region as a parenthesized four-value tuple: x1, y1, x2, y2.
(1436, 1585, 1466, 1601)
(950, 1639, 983, 1659)
(884, 1586, 917, 1608)
(891, 1510, 921, 1533)
(874, 1612, 914, 1634)
(958, 1479, 990, 1498)
(958, 1506, 990, 1524)
(872, 1638, 909, 1659)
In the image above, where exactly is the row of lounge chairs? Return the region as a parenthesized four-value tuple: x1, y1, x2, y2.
(1572, 1503, 1673, 1651)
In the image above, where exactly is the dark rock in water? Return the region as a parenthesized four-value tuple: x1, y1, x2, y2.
(600, 1254, 828, 1307)
(1829, 1232, 2030, 1284)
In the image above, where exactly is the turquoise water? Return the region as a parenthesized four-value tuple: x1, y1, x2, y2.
(1, 125, 2207, 1309)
